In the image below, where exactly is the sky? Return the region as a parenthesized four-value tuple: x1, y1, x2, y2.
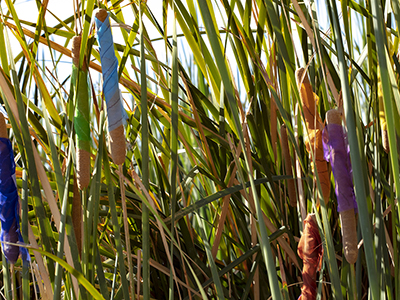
(1, 1, 169, 112)
(0, 0, 367, 117)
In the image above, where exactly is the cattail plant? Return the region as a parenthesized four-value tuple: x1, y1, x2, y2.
(324, 109, 358, 264)
(296, 67, 331, 206)
(94, 9, 126, 165)
(71, 35, 91, 189)
(297, 213, 323, 299)
(1, 1, 398, 299)
(94, 9, 132, 298)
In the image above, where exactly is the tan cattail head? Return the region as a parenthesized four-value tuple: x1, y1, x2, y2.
(382, 130, 389, 153)
(72, 178, 83, 255)
(110, 124, 126, 165)
(95, 9, 108, 23)
(326, 109, 342, 125)
(340, 208, 358, 264)
(76, 148, 91, 189)
(71, 36, 81, 67)
(71, 35, 87, 71)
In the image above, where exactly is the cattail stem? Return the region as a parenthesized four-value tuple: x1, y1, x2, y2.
(280, 124, 297, 207)
(72, 178, 82, 255)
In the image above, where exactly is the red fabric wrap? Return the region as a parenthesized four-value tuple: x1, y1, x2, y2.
(297, 214, 323, 300)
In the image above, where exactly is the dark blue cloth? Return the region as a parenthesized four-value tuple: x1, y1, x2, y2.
(0, 137, 29, 263)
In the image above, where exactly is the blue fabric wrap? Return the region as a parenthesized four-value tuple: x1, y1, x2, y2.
(95, 13, 127, 132)
(0, 138, 29, 263)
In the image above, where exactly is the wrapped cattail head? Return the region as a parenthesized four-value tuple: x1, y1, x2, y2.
(295, 67, 330, 206)
(0, 134, 24, 263)
(72, 34, 91, 189)
(325, 109, 358, 264)
(298, 214, 323, 300)
(2, 220, 19, 263)
(95, 8, 127, 165)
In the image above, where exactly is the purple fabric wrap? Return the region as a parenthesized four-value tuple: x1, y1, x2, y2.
(0, 137, 29, 263)
(323, 124, 358, 213)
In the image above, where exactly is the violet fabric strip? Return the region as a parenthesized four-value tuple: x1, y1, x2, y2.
(0, 138, 29, 263)
(95, 13, 127, 132)
(323, 124, 358, 212)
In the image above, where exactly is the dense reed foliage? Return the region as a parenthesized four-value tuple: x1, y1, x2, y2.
(0, 0, 399, 299)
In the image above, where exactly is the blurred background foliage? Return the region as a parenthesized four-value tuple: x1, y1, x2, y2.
(0, 0, 399, 299)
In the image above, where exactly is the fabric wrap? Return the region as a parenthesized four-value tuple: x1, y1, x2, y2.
(297, 214, 323, 300)
(323, 124, 358, 213)
(95, 13, 127, 132)
(73, 66, 91, 152)
(0, 138, 29, 263)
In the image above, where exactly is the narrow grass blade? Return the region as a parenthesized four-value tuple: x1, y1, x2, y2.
(169, 2, 180, 299)
(26, 246, 106, 300)
(102, 148, 130, 300)
(140, 2, 151, 299)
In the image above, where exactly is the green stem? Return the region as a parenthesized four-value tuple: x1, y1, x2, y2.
(140, 2, 150, 298)
(169, 2, 179, 299)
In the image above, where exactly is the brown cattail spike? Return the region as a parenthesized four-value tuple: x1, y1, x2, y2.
(76, 148, 91, 189)
(71, 36, 81, 68)
(382, 130, 389, 153)
(95, 9, 108, 23)
(280, 124, 297, 207)
(340, 209, 358, 264)
(0, 113, 7, 138)
(71, 35, 87, 71)
(72, 178, 83, 255)
(109, 124, 126, 165)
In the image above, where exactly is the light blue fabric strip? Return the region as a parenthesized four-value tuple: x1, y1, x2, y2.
(95, 13, 127, 132)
